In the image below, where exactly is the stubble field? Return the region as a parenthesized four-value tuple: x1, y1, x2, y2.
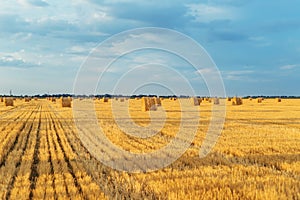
(0, 97, 299, 199)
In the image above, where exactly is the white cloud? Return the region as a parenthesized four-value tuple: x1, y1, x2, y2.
(197, 67, 224, 76)
(67, 45, 94, 55)
(12, 32, 33, 41)
(197, 67, 216, 74)
(249, 36, 272, 47)
(186, 3, 236, 23)
(0, 54, 30, 68)
(225, 70, 254, 75)
(195, 68, 223, 83)
(222, 70, 254, 80)
(279, 64, 298, 70)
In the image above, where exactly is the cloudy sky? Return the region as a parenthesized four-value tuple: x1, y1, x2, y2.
(0, 0, 299, 96)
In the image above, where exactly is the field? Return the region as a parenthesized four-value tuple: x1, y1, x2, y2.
(0, 97, 299, 199)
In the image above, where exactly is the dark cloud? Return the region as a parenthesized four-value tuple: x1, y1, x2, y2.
(108, 3, 188, 27)
(89, 0, 196, 28)
(27, 0, 49, 7)
(207, 29, 248, 42)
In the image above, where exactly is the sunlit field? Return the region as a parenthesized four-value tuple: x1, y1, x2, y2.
(0, 97, 299, 199)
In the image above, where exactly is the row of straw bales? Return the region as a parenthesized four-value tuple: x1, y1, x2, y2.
(191, 97, 221, 106)
(141, 97, 162, 111)
(0, 95, 284, 109)
(191, 96, 279, 105)
(191, 97, 202, 106)
(0, 97, 14, 106)
(25, 97, 31, 102)
(232, 97, 243, 105)
(200, 97, 221, 104)
(45, 96, 72, 107)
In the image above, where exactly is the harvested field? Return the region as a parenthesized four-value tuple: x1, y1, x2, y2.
(0, 98, 299, 199)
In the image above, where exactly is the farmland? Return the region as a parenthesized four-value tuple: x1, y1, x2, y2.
(0, 97, 299, 199)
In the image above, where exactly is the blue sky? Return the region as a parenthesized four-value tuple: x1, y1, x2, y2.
(0, 0, 299, 96)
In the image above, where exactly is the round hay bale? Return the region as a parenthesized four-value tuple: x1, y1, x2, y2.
(141, 97, 157, 111)
(61, 97, 71, 107)
(191, 97, 201, 106)
(141, 97, 150, 111)
(25, 97, 31, 102)
(154, 97, 162, 106)
(276, 98, 281, 102)
(102, 97, 109, 102)
(4, 98, 14, 106)
(149, 98, 157, 110)
(257, 98, 263, 103)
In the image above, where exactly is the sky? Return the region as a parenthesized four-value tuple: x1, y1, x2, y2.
(0, 0, 299, 96)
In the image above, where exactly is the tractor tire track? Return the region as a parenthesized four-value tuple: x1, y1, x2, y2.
(4, 105, 40, 200)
